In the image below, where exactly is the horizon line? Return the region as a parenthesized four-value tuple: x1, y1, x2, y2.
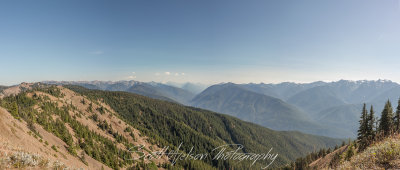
(2, 78, 397, 87)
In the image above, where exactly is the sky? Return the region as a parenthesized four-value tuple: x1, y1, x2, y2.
(1, 0, 400, 85)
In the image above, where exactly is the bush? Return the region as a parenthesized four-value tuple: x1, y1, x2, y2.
(51, 145, 58, 152)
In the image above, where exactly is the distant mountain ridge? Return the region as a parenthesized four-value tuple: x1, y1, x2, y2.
(240, 81, 327, 100)
(165, 82, 209, 94)
(43, 80, 195, 105)
(191, 83, 351, 138)
(238, 80, 400, 137)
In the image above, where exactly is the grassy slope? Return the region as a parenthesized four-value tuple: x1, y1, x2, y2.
(339, 135, 400, 169)
(309, 135, 400, 170)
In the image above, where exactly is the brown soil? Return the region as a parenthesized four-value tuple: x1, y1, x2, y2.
(0, 107, 110, 169)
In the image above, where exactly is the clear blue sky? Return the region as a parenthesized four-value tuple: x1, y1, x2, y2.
(1, 0, 400, 85)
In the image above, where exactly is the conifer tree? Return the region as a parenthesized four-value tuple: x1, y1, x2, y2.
(379, 100, 394, 136)
(375, 116, 380, 133)
(395, 98, 400, 132)
(11, 101, 19, 118)
(358, 104, 368, 150)
(367, 105, 376, 140)
(357, 104, 368, 140)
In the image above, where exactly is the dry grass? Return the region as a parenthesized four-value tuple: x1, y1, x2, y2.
(0, 106, 107, 169)
(339, 135, 400, 170)
(0, 151, 52, 169)
(308, 146, 348, 169)
(309, 134, 400, 170)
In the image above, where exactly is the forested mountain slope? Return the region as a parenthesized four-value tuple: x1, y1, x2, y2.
(67, 85, 344, 169)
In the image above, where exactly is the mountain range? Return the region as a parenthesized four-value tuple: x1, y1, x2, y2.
(43, 80, 400, 138)
(190, 83, 348, 137)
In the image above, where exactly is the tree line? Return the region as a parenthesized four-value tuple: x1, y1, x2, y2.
(357, 99, 400, 151)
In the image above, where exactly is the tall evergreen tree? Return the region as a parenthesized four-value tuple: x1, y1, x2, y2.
(367, 105, 376, 140)
(395, 98, 400, 132)
(379, 100, 394, 136)
(357, 104, 368, 149)
(11, 101, 19, 117)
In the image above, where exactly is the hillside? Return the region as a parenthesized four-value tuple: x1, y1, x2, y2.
(125, 83, 178, 103)
(307, 135, 400, 169)
(0, 84, 165, 169)
(0, 83, 343, 169)
(0, 106, 109, 169)
(67, 84, 344, 168)
(316, 104, 363, 137)
(191, 83, 351, 137)
(287, 86, 347, 117)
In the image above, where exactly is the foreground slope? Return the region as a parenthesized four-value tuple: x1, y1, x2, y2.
(0, 107, 109, 169)
(0, 83, 168, 169)
(309, 135, 400, 170)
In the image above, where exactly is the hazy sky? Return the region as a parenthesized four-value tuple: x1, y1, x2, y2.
(1, 0, 400, 85)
